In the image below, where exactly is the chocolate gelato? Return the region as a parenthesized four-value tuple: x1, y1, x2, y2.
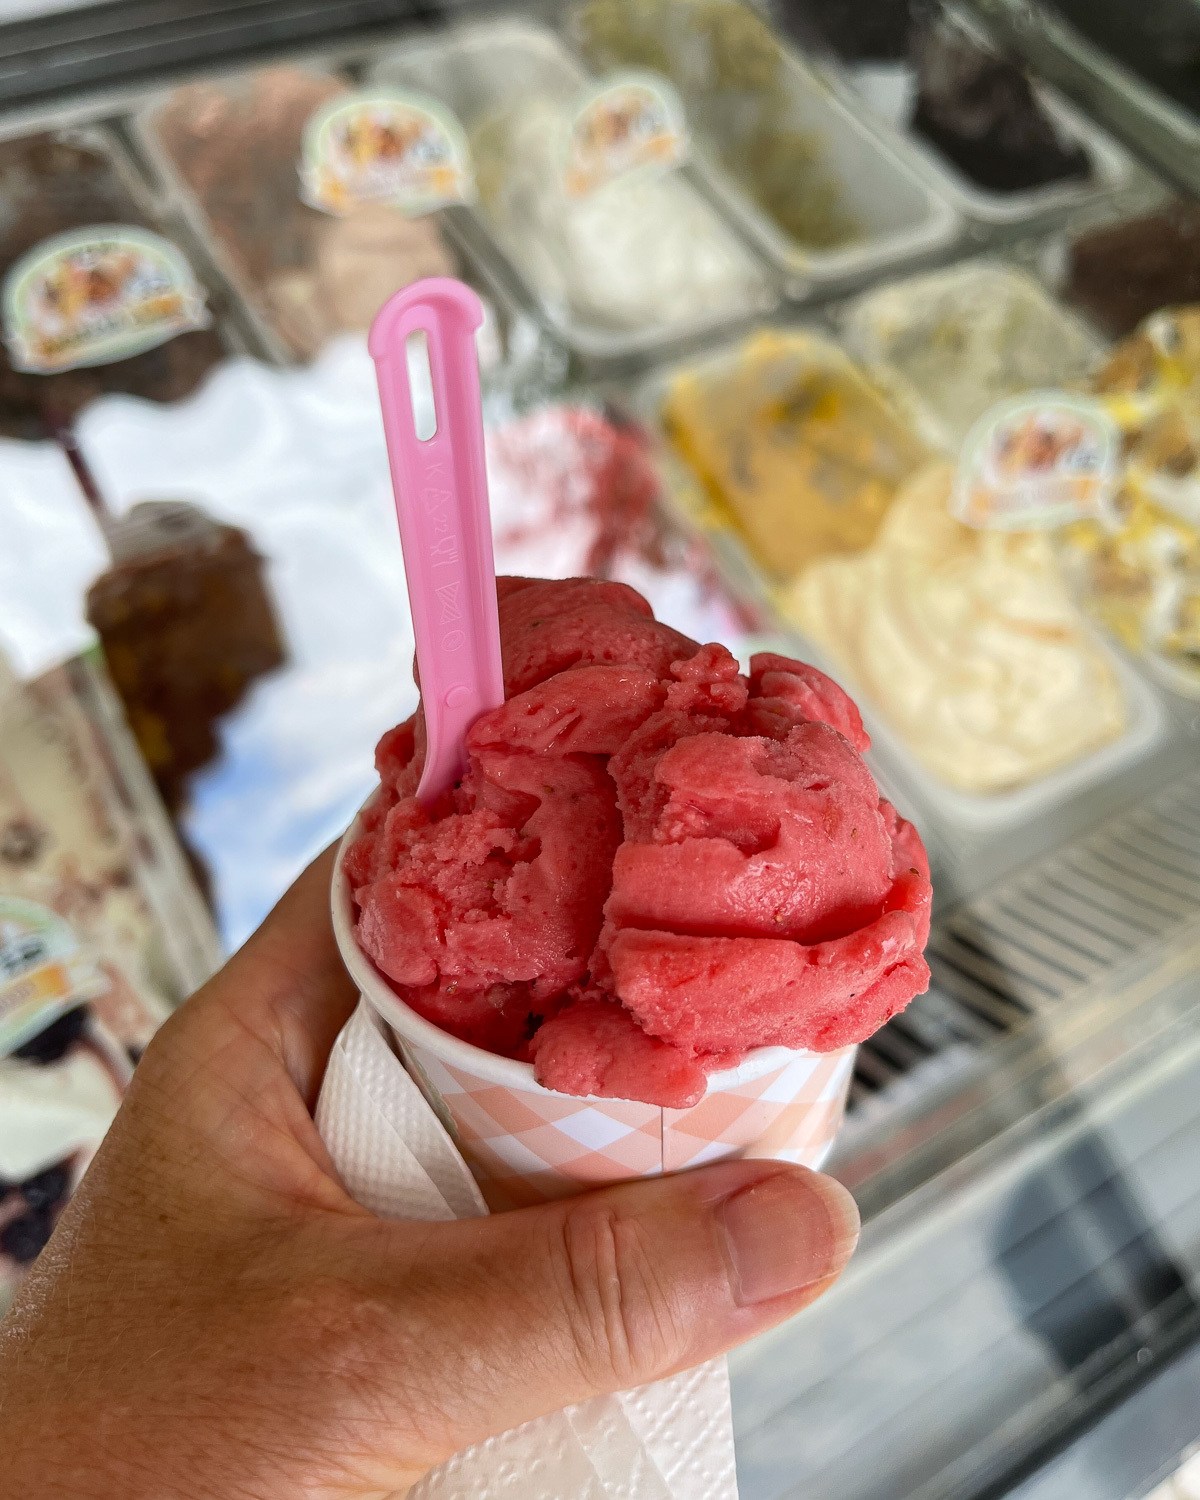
(0, 134, 224, 439)
(150, 68, 461, 359)
(86, 502, 285, 812)
(910, 16, 1091, 193)
(1066, 202, 1200, 338)
(776, 2, 1092, 197)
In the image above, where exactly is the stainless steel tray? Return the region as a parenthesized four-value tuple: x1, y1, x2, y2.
(564, 0, 963, 298)
(969, 0, 1200, 198)
(817, 3, 1137, 235)
(368, 15, 780, 371)
(128, 60, 530, 370)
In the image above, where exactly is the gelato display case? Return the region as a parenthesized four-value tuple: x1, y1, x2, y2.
(369, 16, 777, 365)
(0, 648, 219, 1306)
(0, 124, 249, 438)
(974, 0, 1200, 199)
(2, 2, 1200, 1498)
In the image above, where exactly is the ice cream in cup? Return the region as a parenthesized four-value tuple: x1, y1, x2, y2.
(333, 807, 862, 1210)
(338, 279, 932, 1211)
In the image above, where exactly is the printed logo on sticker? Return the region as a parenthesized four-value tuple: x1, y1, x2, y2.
(2, 225, 211, 374)
(300, 89, 475, 216)
(563, 72, 688, 198)
(952, 392, 1120, 531)
(0, 898, 106, 1058)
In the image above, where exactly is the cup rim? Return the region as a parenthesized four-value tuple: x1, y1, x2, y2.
(332, 797, 830, 1101)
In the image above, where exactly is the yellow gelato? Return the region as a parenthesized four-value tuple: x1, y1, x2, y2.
(789, 463, 1129, 793)
(661, 329, 928, 581)
(1067, 306, 1200, 694)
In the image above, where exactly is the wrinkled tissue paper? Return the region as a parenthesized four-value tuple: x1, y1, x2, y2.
(316, 1000, 739, 1500)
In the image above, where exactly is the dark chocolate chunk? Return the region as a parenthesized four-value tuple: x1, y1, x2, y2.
(910, 18, 1090, 193)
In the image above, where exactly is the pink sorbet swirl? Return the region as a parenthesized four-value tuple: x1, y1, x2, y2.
(346, 576, 932, 1107)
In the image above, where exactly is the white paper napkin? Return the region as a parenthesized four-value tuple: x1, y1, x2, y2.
(315, 1000, 738, 1500)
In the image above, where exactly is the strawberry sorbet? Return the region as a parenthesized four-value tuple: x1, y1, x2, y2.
(346, 576, 931, 1107)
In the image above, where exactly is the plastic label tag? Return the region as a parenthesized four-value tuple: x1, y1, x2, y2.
(300, 89, 475, 216)
(563, 72, 688, 198)
(0, 898, 106, 1057)
(952, 392, 1120, 530)
(3, 225, 211, 374)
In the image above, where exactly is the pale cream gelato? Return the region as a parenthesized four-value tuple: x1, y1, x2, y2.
(847, 264, 1099, 448)
(788, 463, 1129, 793)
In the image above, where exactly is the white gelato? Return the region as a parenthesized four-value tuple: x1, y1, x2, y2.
(472, 97, 764, 335)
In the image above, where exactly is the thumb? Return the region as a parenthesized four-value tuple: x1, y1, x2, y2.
(360, 1157, 858, 1464)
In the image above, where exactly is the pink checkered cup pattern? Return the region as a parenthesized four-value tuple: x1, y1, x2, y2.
(333, 807, 856, 1212)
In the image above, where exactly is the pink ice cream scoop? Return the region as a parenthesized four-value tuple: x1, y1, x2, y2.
(345, 575, 932, 1108)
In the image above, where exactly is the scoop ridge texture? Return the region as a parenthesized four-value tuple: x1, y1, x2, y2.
(348, 577, 931, 1106)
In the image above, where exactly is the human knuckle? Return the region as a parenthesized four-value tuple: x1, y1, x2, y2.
(557, 1200, 684, 1388)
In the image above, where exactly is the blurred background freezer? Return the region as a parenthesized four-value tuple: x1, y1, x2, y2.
(2, 2, 1200, 1498)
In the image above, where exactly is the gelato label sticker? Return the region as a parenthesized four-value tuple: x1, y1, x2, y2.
(300, 89, 475, 216)
(563, 72, 688, 198)
(952, 392, 1120, 531)
(0, 898, 106, 1058)
(2, 226, 211, 375)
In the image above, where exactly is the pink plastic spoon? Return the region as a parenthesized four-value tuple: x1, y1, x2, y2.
(369, 278, 504, 805)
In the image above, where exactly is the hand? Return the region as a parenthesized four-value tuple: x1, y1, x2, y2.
(0, 849, 860, 1499)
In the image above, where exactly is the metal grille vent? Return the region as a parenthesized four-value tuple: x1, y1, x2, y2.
(850, 765, 1200, 1113)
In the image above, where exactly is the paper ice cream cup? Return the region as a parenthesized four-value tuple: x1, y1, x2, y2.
(333, 806, 856, 1211)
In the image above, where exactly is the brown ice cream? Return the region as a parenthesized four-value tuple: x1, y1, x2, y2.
(86, 502, 285, 812)
(0, 134, 224, 438)
(1067, 203, 1200, 338)
(151, 68, 460, 358)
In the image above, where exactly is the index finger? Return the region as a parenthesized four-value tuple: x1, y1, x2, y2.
(200, 843, 359, 1106)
